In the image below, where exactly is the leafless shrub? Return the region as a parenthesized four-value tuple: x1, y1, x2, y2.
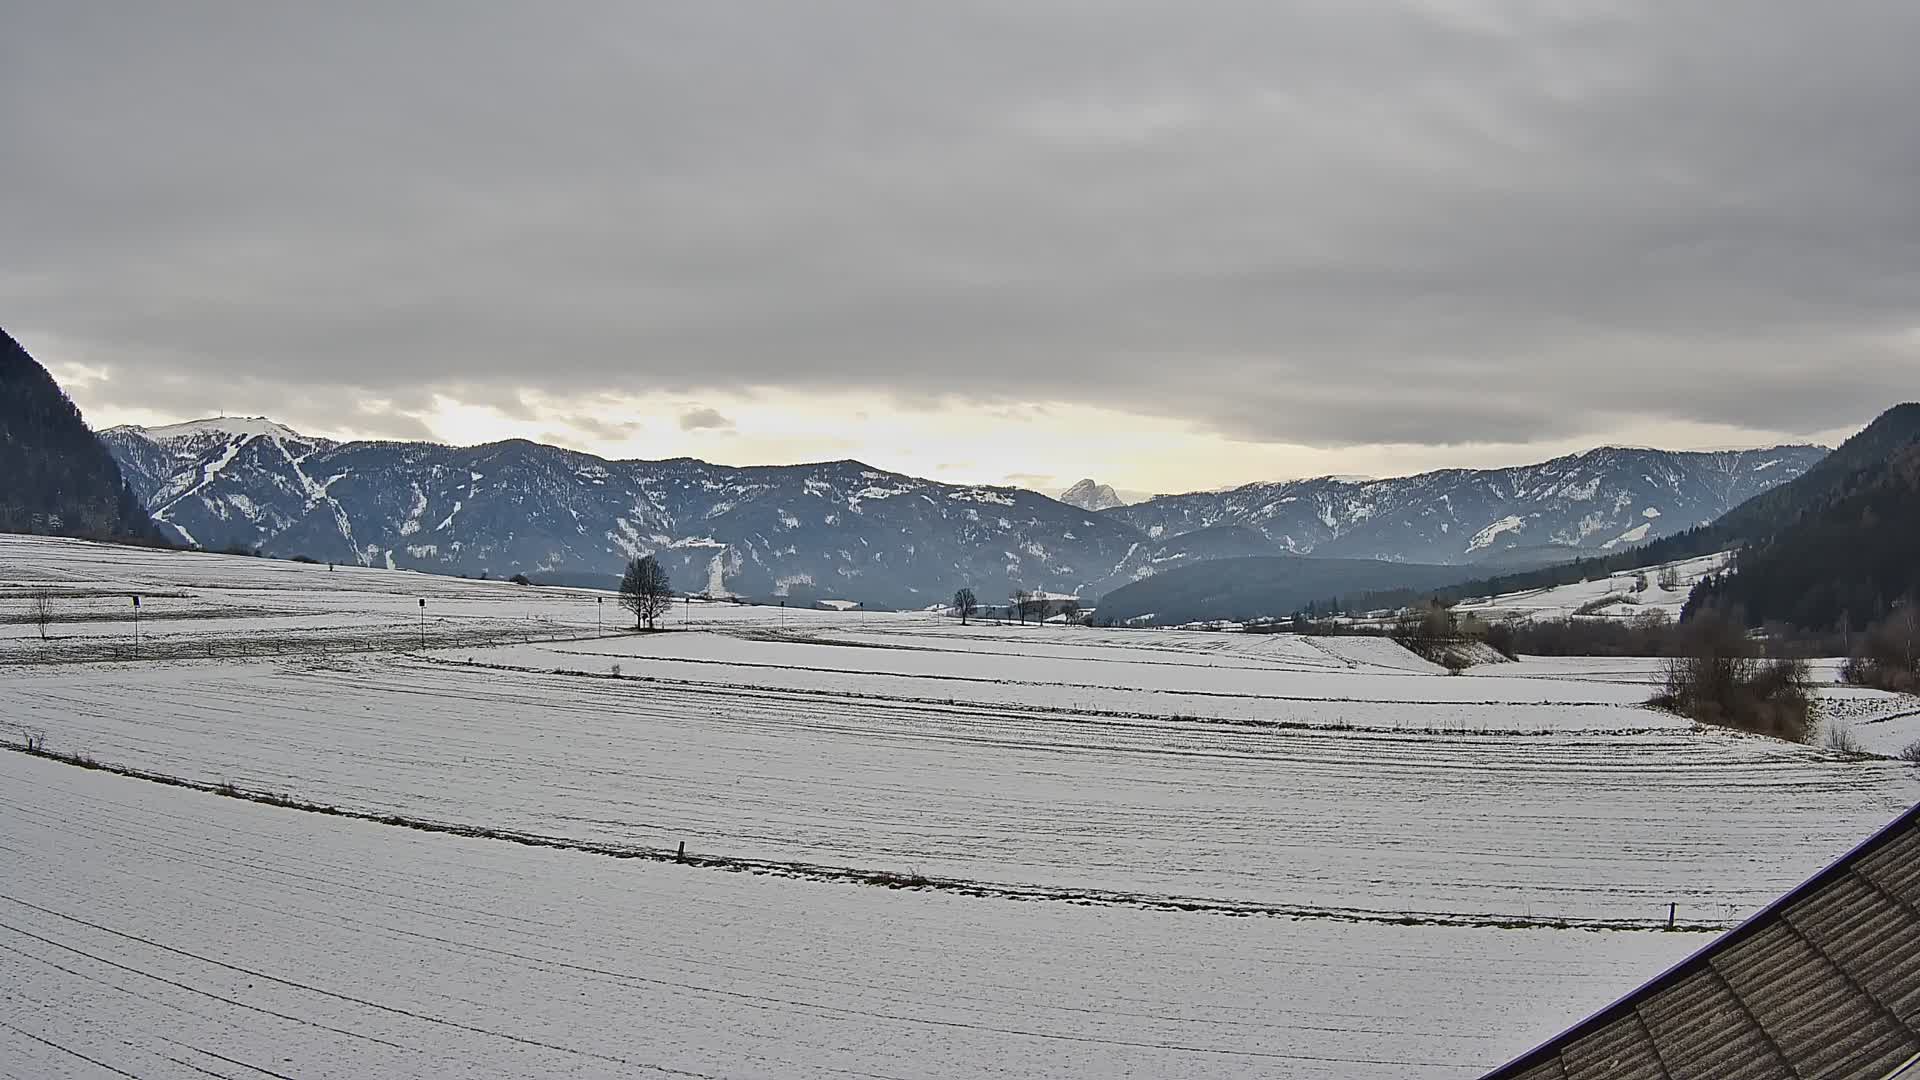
(1390, 601, 1455, 661)
(1823, 721, 1863, 755)
(29, 591, 53, 640)
(1482, 619, 1521, 661)
(1839, 607, 1920, 694)
(1898, 740, 1920, 764)
(1652, 610, 1813, 742)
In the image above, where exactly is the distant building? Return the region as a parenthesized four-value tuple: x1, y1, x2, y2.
(1483, 802, 1920, 1079)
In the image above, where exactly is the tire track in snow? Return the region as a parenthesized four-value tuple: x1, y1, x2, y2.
(0, 896, 719, 1078)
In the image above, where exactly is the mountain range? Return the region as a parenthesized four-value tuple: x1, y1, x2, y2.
(1683, 403, 1920, 631)
(1106, 445, 1827, 567)
(98, 414, 1825, 607)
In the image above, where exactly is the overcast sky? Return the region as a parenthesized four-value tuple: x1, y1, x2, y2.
(5, 2, 1915, 495)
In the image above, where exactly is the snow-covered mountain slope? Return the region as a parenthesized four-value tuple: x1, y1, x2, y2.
(101, 420, 1826, 605)
(1058, 478, 1126, 511)
(1451, 551, 1733, 623)
(1102, 445, 1827, 566)
(102, 422, 1165, 604)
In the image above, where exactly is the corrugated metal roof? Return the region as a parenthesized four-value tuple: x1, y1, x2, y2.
(1483, 803, 1920, 1080)
(1883, 1052, 1920, 1080)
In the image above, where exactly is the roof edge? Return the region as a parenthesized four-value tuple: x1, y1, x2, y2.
(1481, 800, 1920, 1079)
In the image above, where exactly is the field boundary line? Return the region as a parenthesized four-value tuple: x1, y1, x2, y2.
(427, 655, 1668, 738)
(4, 741, 1726, 934)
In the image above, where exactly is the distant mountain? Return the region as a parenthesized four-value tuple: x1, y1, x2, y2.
(1684, 405, 1920, 630)
(1343, 404, 1920, 616)
(1679, 403, 1920, 548)
(1058, 478, 1126, 512)
(0, 328, 160, 543)
(100, 412, 1831, 607)
(102, 419, 1174, 605)
(1102, 445, 1826, 565)
(1096, 555, 1466, 626)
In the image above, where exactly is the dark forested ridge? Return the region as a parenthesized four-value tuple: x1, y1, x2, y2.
(1346, 404, 1920, 615)
(0, 328, 161, 542)
(1686, 436, 1920, 631)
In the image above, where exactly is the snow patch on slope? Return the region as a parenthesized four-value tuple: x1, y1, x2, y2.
(1466, 515, 1526, 553)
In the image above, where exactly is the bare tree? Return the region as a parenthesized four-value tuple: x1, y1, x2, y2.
(29, 591, 53, 641)
(1657, 566, 1681, 591)
(1010, 588, 1030, 626)
(952, 587, 977, 625)
(620, 555, 674, 630)
(1656, 609, 1812, 741)
(1054, 598, 1080, 624)
(1390, 600, 1455, 660)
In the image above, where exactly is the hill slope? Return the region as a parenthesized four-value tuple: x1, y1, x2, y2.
(101, 419, 1167, 605)
(1102, 445, 1825, 565)
(1685, 436, 1920, 630)
(1094, 555, 1466, 625)
(0, 329, 159, 542)
(1344, 403, 1920, 614)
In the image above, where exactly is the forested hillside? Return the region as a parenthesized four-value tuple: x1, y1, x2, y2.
(0, 328, 160, 542)
(1686, 440, 1920, 631)
(1347, 404, 1920, 615)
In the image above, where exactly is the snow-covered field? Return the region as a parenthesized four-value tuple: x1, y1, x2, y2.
(1501, 655, 1920, 757)
(0, 751, 1694, 1079)
(3, 534, 1918, 1077)
(1451, 551, 1731, 623)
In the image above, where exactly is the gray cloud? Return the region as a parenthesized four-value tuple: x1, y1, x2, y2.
(678, 407, 734, 432)
(3, 1, 1915, 453)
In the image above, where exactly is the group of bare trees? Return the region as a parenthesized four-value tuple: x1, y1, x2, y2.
(950, 587, 1080, 626)
(1652, 609, 1814, 742)
(1841, 604, 1920, 693)
(1010, 589, 1042, 625)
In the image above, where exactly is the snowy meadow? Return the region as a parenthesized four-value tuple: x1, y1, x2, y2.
(3, 534, 1918, 1078)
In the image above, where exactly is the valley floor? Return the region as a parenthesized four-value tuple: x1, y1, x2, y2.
(0, 751, 1690, 1079)
(3, 535, 1917, 1077)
